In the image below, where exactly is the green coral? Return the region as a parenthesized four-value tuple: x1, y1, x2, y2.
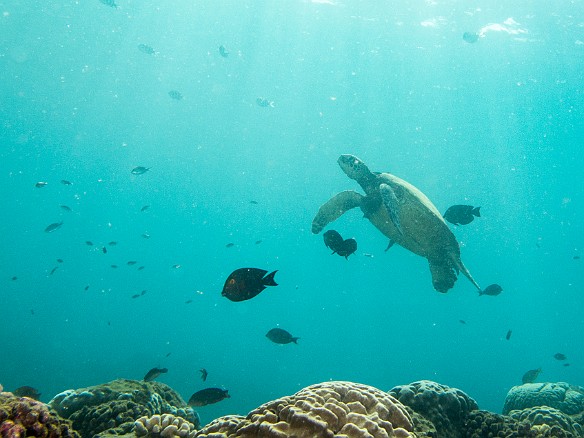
(48, 379, 198, 438)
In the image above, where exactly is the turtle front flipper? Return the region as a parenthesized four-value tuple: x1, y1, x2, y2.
(312, 190, 364, 234)
(379, 183, 403, 235)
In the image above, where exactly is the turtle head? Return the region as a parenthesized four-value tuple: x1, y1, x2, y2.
(338, 155, 372, 183)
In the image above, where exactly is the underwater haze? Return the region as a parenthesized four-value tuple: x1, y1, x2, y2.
(1, 0, 583, 427)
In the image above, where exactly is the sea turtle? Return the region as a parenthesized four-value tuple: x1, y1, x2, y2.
(312, 154, 481, 293)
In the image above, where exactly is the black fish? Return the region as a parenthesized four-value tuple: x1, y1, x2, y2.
(102, 247, 107, 254)
(143, 367, 168, 382)
(168, 90, 183, 100)
(200, 368, 208, 381)
(506, 330, 512, 340)
(35, 181, 48, 188)
(111, 264, 118, 268)
(86, 241, 94, 246)
(84, 285, 90, 291)
(323, 230, 358, 259)
(219, 45, 229, 58)
(188, 388, 229, 407)
(479, 284, 503, 296)
(60, 205, 72, 212)
(11, 276, 17, 281)
(141, 205, 150, 212)
(13, 386, 41, 400)
(522, 368, 541, 384)
(463, 32, 480, 43)
(138, 44, 155, 55)
(56, 259, 64, 263)
(131, 166, 150, 175)
(49, 267, 58, 276)
(554, 353, 567, 361)
(131, 294, 140, 299)
(138, 266, 145, 271)
(127, 261, 137, 265)
(140, 290, 147, 296)
(109, 241, 117, 246)
(44, 222, 63, 233)
(564, 363, 571, 367)
(165, 352, 171, 357)
(225, 243, 235, 248)
(185, 299, 193, 304)
(335, 238, 357, 259)
(255, 240, 262, 244)
(443, 205, 481, 225)
(266, 328, 299, 345)
(459, 320, 466, 324)
(574, 256, 581, 260)
(61, 179, 73, 185)
(221, 268, 278, 302)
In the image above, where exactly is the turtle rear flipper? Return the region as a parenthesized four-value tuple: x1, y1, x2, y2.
(428, 260, 458, 293)
(379, 183, 403, 235)
(312, 190, 364, 234)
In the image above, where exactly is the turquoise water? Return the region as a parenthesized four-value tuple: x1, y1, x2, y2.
(1, 0, 583, 426)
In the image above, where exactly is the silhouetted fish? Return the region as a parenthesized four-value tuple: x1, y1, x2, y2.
(141, 205, 150, 212)
(443, 205, 481, 225)
(60, 205, 72, 212)
(522, 368, 541, 384)
(44, 222, 63, 233)
(266, 328, 299, 345)
(13, 386, 41, 400)
(554, 353, 567, 361)
(131, 166, 150, 175)
(57, 259, 64, 263)
(225, 243, 235, 248)
(61, 179, 73, 185)
(188, 388, 229, 407)
(479, 284, 503, 296)
(49, 267, 58, 276)
(86, 241, 94, 246)
(200, 368, 208, 381)
(335, 238, 357, 259)
(144, 367, 168, 382)
(219, 45, 229, 58)
(323, 230, 343, 250)
(127, 261, 137, 265)
(221, 268, 278, 302)
(506, 330, 512, 340)
(35, 182, 48, 188)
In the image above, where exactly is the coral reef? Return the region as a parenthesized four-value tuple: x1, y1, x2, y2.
(134, 413, 197, 438)
(49, 379, 198, 438)
(509, 406, 583, 437)
(0, 392, 79, 438)
(388, 380, 478, 438)
(503, 382, 584, 415)
(195, 381, 414, 437)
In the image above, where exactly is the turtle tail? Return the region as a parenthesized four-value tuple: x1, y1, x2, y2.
(450, 254, 481, 292)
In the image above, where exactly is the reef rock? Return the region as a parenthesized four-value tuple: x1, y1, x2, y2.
(503, 382, 584, 415)
(48, 379, 198, 438)
(388, 380, 478, 438)
(0, 391, 79, 438)
(196, 381, 414, 437)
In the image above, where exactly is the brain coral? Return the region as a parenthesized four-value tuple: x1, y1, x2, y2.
(195, 381, 414, 437)
(388, 380, 478, 438)
(503, 382, 584, 415)
(134, 413, 197, 438)
(508, 406, 583, 437)
(49, 379, 198, 438)
(0, 392, 79, 438)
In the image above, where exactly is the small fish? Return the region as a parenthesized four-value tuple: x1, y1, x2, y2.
(86, 241, 94, 246)
(443, 205, 481, 226)
(335, 238, 357, 259)
(141, 205, 150, 212)
(138, 44, 155, 55)
(266, 328, 299, 345)
(57, 259, 64, 263)
(323, 230, 343, 251)
(111, 264, 118, 269)
(554, 353, 567, 361)
(143, 367, 168, 382)
(479, 284, 503, 296)
(35, 181, 48, 188)
(142, 233, 151, 239)
(61, 179, 73, 185)
(168, 90, 183, 100)
(188, 388, 229, 407)
(140, 290, 147, 295)
(200, 368, 208, 381)
(459, 320, 466, 324)
(255, 240, 262, 245)
(574, 256, 581, 260)
(60, 205, 72, 212)
(323, 230, 357, 259)
(463, 31, 480, 43)
(221, 268, 278, 302)
(165, 352, 171, 357)
(219, 45, 229, 58)
(11, 276, 17, 281)
(131, 294, 140, 299)
(131, 166, 150, 175)
(13, 386, 41, 400)
(172, 264, 181, 269)
(225, 243, 235, 248)
(127, 261, 137, 265)
(249, 200, 258, 204)
(137, 266, 145, 271)
(108, 241, 117, 246)
(102, 246, 108, 254)
(44, 222, 64, 233)
(506, 330, 512, 340)
(185, 299, 193, 304)
(99, 0, 117, 7)
(84, 285, 90, 291)
(564, 363, 571, 367)
(522, 368, 542, 384)
(49, 267, 58, 276)
(256, 97, 274, 108)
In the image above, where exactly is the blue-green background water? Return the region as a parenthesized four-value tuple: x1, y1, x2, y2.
(1, 0, 583, 426)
